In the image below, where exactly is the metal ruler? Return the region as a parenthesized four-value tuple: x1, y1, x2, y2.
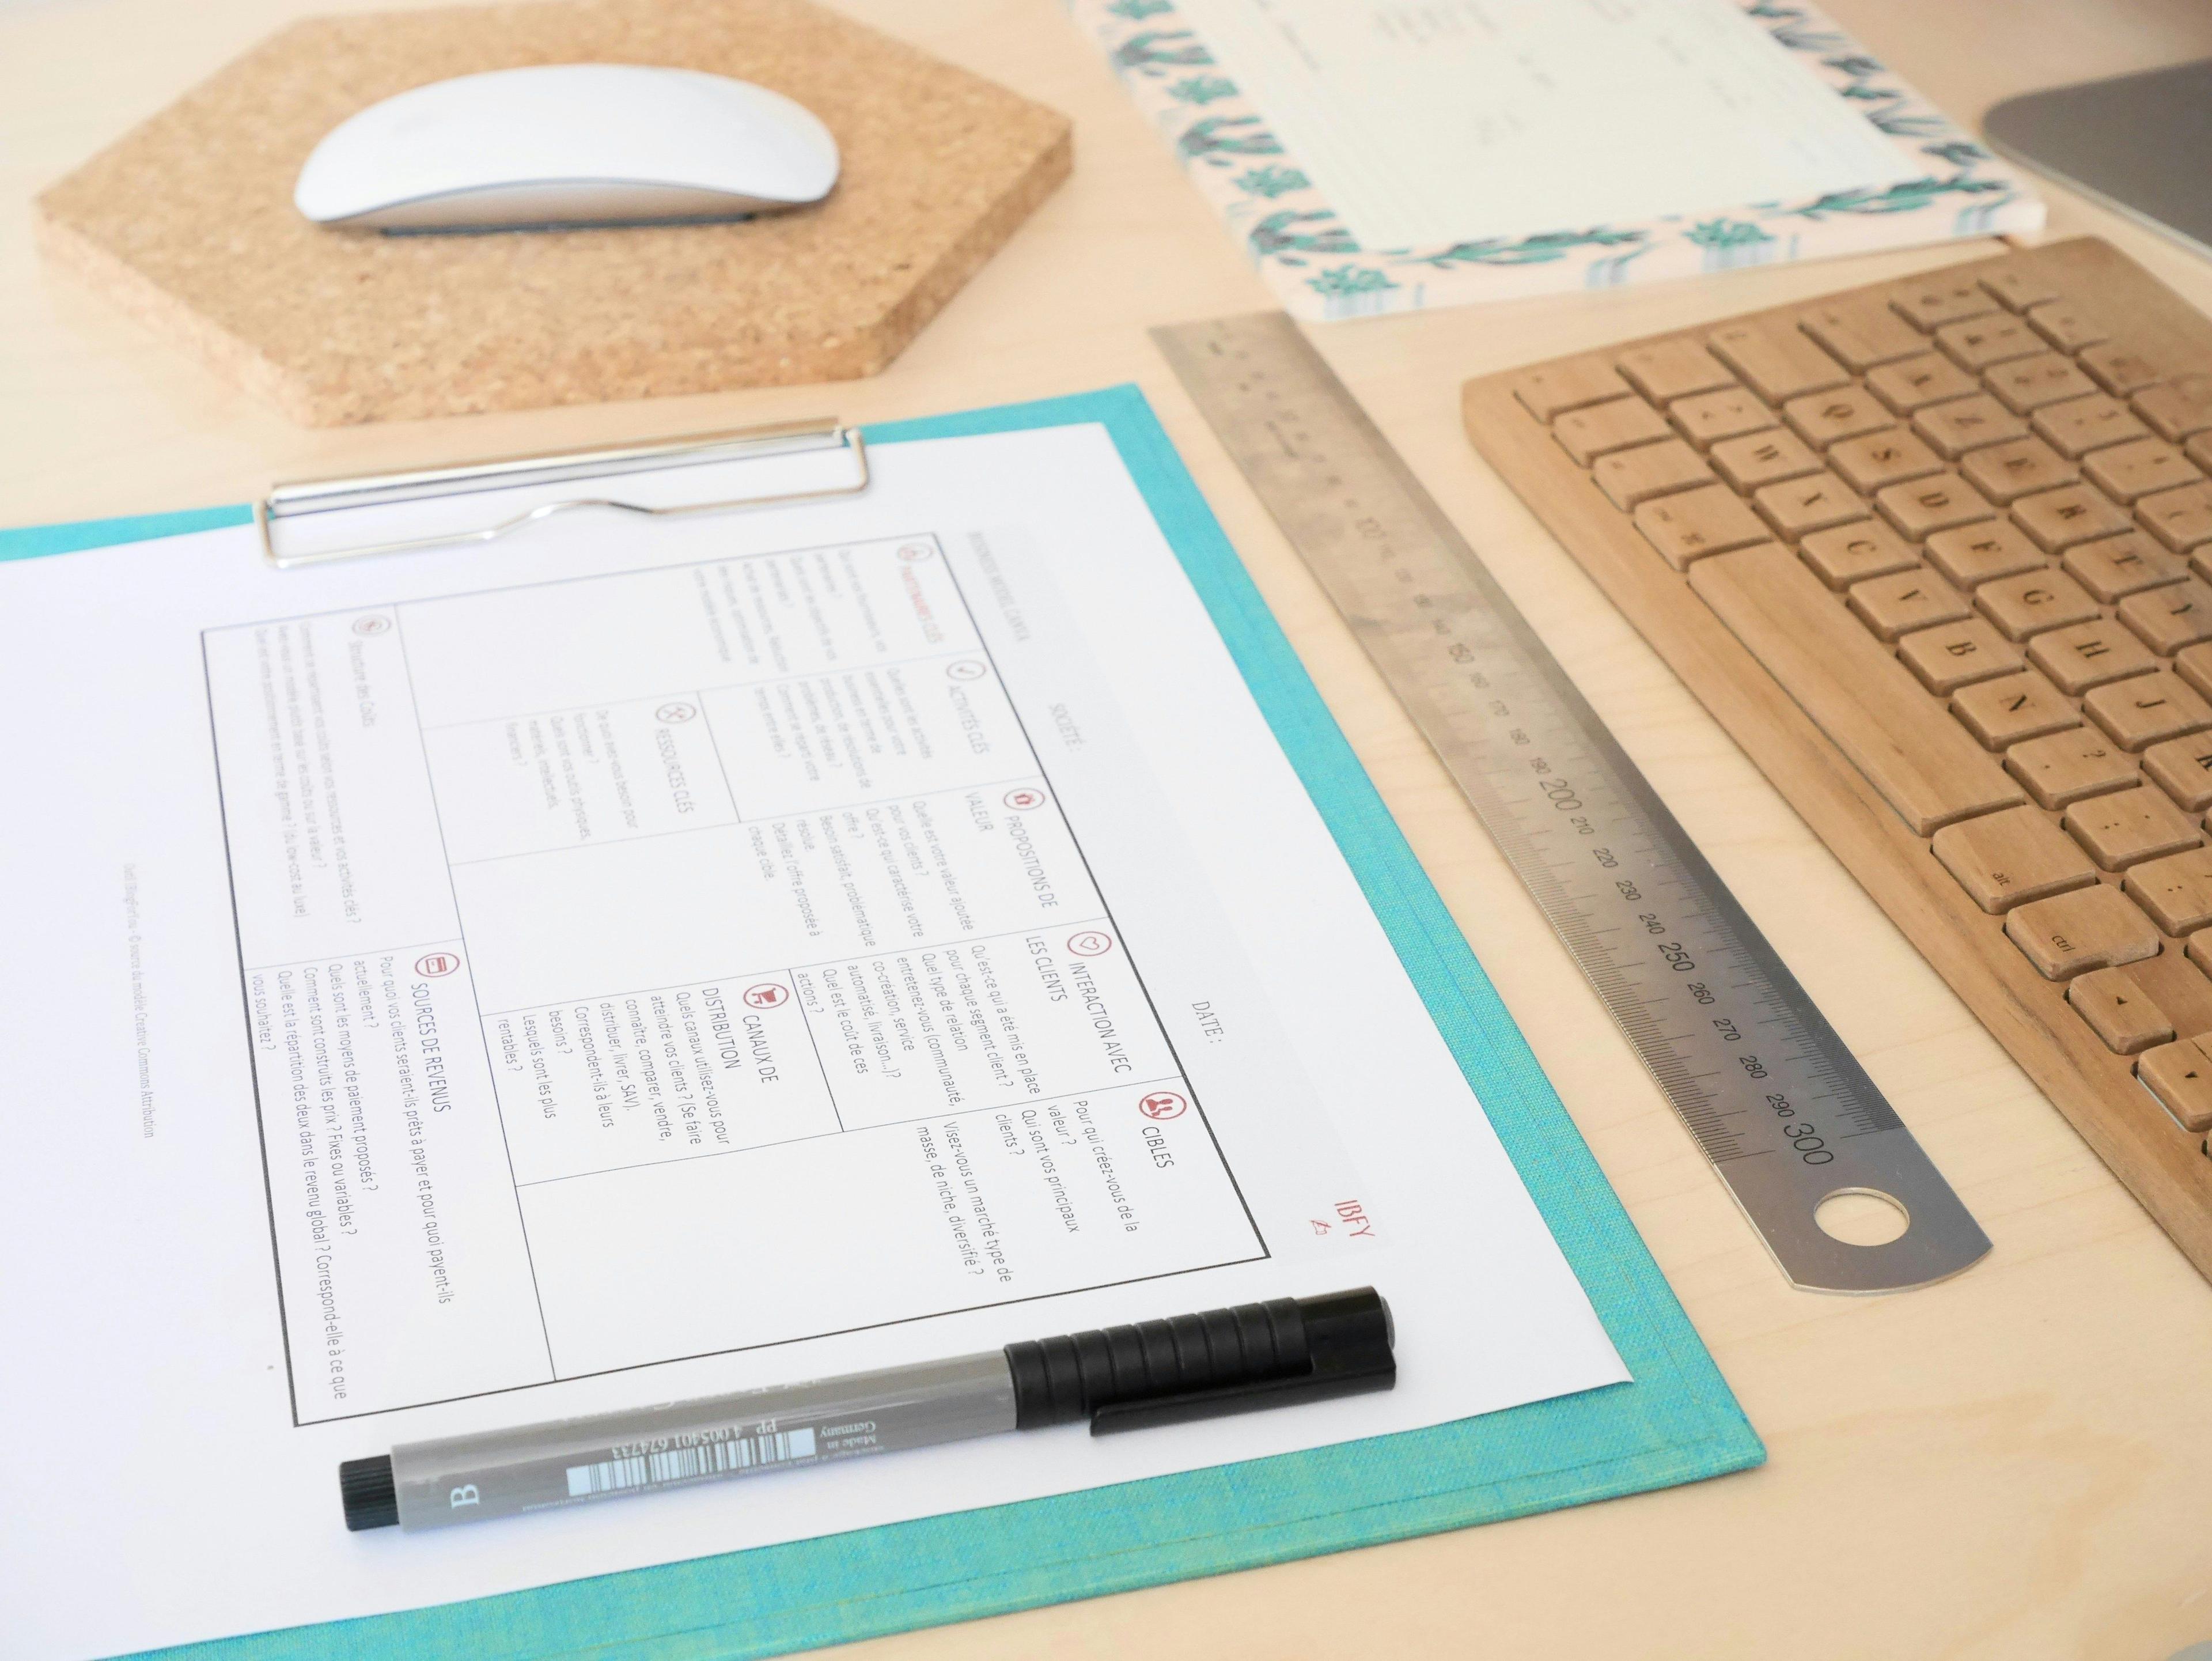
(1156, 313, 1989, 1293)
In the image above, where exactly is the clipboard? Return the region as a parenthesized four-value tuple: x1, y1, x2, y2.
(2, 387, 1761, 1660)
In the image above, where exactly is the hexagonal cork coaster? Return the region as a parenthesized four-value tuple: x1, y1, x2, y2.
(33, 0, 1070, 425)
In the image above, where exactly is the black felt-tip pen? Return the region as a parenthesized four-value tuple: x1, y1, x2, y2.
(340, 1288, 1393, 1531)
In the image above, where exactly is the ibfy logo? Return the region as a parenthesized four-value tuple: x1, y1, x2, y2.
(1333, 1199, 1376, 1239)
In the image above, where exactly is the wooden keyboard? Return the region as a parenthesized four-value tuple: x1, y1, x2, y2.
(1463, 237, 2212, 1282)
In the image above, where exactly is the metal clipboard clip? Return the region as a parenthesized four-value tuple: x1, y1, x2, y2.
(254, 418, 870, 569)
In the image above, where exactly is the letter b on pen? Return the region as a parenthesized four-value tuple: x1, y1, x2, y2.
(449, 1484, 480, 1508)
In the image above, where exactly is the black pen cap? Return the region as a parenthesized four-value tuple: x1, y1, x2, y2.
(1005, 1287, 1395, 1435)
(340, 1454, 399, 1531)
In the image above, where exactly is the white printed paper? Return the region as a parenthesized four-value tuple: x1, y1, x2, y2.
(1172, 0, 1919, 249)
(0, 424, 1625, 1659)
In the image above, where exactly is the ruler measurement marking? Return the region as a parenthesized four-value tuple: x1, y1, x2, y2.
(1157, 315, 1990, 1293)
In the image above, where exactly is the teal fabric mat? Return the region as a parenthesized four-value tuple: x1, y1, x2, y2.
(5, 387, 1760, 1660)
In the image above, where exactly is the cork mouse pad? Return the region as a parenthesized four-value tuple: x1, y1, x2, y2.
(34, 0, 1073, 425)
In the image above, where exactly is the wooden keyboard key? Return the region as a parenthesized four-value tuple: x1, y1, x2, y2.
(2120, 577, 2212, 654)
(1975, 568, 2100, 640)
(1913, 395, 2029, 460)
(2134, 375, 2212, 442)
(1552, 398, 1673, 466)
(1710, 428, 1822, 493)
(2014, 483, 2135, 551)
(2027, 300, 2109, 353)
(1799, 298, 1924, 371)
(1925, 520, 2046, 588)
(2006, 884, 2161, 979)
(2177, 642, 2212, 702)
(1849, 567, 1969, 640)
(1688, 545, 2024, 833)
(2145, 731, 2212, 809)
(1633, 486, 1770, 569)
(1937, 313, 2043, 371)
(1897, 619, 2022, 693)
(1514, 359, 1630, 421)
(1891, 275, 1999, 331)
(2084, 668, 2212, 751)
(1707, 320, 1849, 403)
(1982, 268, 2062, 313)
(1868, 353, 1979, 414)
(1594, 438, 1711, 509)
(2141, 482, 2212, 553)
(1783, 386, 1893, 451)
(1989, 353, 2102, 415)
(2005, 728, 2137, 808)
(1669, 387, 1778, 449)
(1799, 521, 1918, 589)
(1754, 471, 1866, 537)
(2033, 394, 2153, 459)
(2190, 433, 2212, 475)
(2071, 964, 2177, 1053)
(2080, 340, 2165, 397)
(1830, 427, 1945, 494)
(1953, 671, 2079, 750)
(1616, 339, 1736, 404)
(2084, 437, 2203, 502)
(2029, 619, 2158, 694)
(2134, 948, 2212, 1037)
(2062, 531, 2187, 603)
(2065, 785, 2201, 869)
(1877, 473, 1997, 539)
(2138, 1036, 2212, 1129)
(1960, 436, 2078, 505)
(1933, 804, 2097, 911)
(2179, 942, 2212, 1023)
(2127, 848, 2212, 935)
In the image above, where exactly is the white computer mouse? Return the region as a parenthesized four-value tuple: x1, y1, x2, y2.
(294, 63, 840, 232)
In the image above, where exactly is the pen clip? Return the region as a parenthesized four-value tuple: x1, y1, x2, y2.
(1088, 1355, 1396, 1435)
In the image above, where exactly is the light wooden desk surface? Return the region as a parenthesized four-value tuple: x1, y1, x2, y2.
(8, 1, 2212, 1655)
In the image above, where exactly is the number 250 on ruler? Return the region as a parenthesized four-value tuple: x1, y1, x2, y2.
(1156, 313, 1988, 1293)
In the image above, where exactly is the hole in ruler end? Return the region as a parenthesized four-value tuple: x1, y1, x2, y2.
(1815, 1187, 1911, 1247)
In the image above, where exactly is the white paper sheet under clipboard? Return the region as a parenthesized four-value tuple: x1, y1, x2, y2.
(0, 407, 1626, 1659)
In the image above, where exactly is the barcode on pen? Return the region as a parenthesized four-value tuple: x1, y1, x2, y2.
(565, 1427, 817, 1497)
